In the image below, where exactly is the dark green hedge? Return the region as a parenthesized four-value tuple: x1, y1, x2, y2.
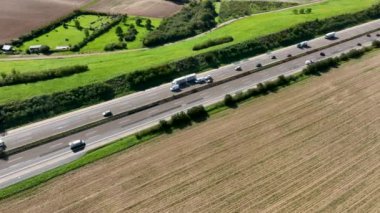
(193, 36, 234, 51)
(0, 65, 88, 87)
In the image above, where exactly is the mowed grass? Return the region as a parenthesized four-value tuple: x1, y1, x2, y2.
(0, 0, 378, 104)
(18, 15, 114, 51)
(81, 17, 161, 52)
(0, 52, 379, 211)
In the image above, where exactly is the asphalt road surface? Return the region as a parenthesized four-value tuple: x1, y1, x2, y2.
(0, 20, 379, 188)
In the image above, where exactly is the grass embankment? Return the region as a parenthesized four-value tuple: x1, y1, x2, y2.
(81, 17, 161, 52)
(0, 0, 377, 104)
(18, 15, 114, 52)
(0, 45, 378, 201)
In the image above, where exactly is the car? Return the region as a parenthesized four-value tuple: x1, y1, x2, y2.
(102, 110, 113, 117)
(271, 55, 277, 59)
(357, 42, 362, 46)
(256, 63, 262, 68)
(234, 66, 242, 71)
(376, 33, 380, 37)
(320, 52, 326, 56)
(170, 84, 180, 92)
(366, 34, 371, 37)
(195, 75, 213, 84)
(0, 139, 5, 151)
(287, 54, 292, 58)
(305, 60, 314, 65)
(69, 139, 86, 151)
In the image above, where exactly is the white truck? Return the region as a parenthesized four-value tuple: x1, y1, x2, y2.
(170, 73, 197, 91)
(325, 32, 336, 39)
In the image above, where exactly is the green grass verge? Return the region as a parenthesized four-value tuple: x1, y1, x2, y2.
(18, 15, 114, 52)
(81, 17, 161, 52)
(0, 0, 378, 104)
(0, 48, 377, 201)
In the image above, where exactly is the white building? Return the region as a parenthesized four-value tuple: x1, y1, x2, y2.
(56, 46, 70, 51)
(29, 45, 43, 53)
(2, 45, 12, 52)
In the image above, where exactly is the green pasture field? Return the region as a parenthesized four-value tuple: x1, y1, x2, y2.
(18, 15, 114, 52)
(81, 17, 161, 52)
(0, 0, 378, 104)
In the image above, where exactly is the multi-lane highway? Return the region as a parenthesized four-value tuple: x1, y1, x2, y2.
(0, 20, 379, 188)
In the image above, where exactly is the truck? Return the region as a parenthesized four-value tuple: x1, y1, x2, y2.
(325, 32, 336, 40)
(172, 73, 197, 86)
(170, 73, 197, 91)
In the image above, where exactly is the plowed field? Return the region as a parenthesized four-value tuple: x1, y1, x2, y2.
(0, 0, 89, 43)
(0, 52, 379, 212)
(86, 0, 182, 18)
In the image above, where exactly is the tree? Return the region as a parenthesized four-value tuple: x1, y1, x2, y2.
(293, 9, 299, 15)
(299, 8, 305, 14)
(84, 29, 90, 37)
(224, 94, 235, 107)
(305, 8, 312, 14)
(135, 18, 142, 26)
(40, 45, 50, 54)
(115, 26, 123, 36)
(74, 20, 82, 30)
(146, 19, 153, 30)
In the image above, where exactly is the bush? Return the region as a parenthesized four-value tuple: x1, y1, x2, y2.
(224, 94, 235, 107)
(170, 111, 192, 129)
(158, 120, 171, 133)
(0, 65, 89, 87)
(193, 36, 234, 51)
(104, 42, 127, 51)
(143, 1, 217, 47)
(373, 40, 380, 48)
(186, 105, 208, 122)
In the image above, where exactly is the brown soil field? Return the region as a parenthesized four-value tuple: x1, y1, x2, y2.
(86, 0, 182, 18)
(0, 0, 90, 44)
(1, 52, 380, 212)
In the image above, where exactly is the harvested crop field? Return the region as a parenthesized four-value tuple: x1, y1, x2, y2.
(1, 52, 380, 212)
(86, 0, 182, 18)
(0, 0, 90, 44)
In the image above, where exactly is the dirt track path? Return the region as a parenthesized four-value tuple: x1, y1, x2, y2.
(0, 52, 379, 212)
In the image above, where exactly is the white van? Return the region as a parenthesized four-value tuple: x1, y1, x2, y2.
(69, 140, 86, 150)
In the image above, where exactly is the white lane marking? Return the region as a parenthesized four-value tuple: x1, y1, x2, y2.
(8, 157, 23, 163)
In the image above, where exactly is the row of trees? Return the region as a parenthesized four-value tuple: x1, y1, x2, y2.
(0, 65, 88, 87)
(293, 8, 312, 15)
(143, 1, 217, 47)
(71, 16, 123, 51)
(116, 24, 138, 42)
(104, 42, 127, 51)
(135, 105, 209, 139)
(1, 4, 380, 131)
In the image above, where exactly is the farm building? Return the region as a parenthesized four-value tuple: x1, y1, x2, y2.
(56, 46, 70, 51)
(2, 45, 13, 52)
(29, 45, 43, 53)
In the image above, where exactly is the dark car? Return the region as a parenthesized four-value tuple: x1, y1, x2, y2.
(102, 110, 113, 117)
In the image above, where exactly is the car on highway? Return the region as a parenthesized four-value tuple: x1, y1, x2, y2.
(69, 139, 86, 151)
(195, 75, 213, 84)
(234, 66, 242, 71)
(320, 52, 326, 56)
(256, 63, 262, 68)
(170, 84, 180, 92)
(102, 110, 113, 117)
(297, 41, 308, 48)
(305, 60, 314, 65)
(0, 139, 5, 152)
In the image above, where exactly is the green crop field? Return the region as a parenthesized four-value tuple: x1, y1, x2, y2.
(81, 17, 161, 52)
(0, 0, 378, 104)
(18, 15, 114, 52)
